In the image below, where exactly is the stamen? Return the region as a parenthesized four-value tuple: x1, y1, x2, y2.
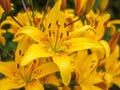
(49, 30, 51, 36)
(9, 14, 23, 27)
(56, 20, 58, 25)
(66, 18, 81, 26)
(48, 23, 51, 29)
(60, 33, 63, 38)
(67, 31, 69, 36)
(64, 22, 67, 28)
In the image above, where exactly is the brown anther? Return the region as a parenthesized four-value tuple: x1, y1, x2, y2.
(0, 0, 11, 13)
(49, 30, 51, 36)
(48, 23, 51, 29)
(67, 31, 69, 36)
(60, 33, 63, 38)
(64, 22, 67, 28)
(56, 20, 58, 25)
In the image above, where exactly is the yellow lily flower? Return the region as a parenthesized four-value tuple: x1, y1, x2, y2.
(0, 61, 58, 90)
(103, 45, 120, 88)
(0, 9, 43, 34)
(14, 0, 104, 86)
(84, 10, 110, 41)
(74, 0, 96, 17)
(72, 50, 103, 90)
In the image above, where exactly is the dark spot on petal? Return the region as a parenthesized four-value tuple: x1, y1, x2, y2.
(17, 64, 19, 69)
(67, 31, 69, 36)
(90, 65, 94, 68)
(88, 49, 92, 55)
(34, 60, 36, 63)
(19, 50, 21, 55)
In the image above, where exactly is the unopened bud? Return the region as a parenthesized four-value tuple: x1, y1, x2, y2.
(100, 0, 109, 11)
(109, 31, 120, 52)
(74, 0, 96, 17)
(0, 0, 11, 13)
(54, 0, 67, 10)
(61, 0, 67, 10)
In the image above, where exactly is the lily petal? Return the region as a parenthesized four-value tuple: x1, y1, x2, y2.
(32, 62, 59, 79)
(0, 78, 25, 90)
(14, 26, 44, 43)
(20, 44, 53, 66)
(25, 80, 44, 90)
(99, 40, 110, 58)
(65, 37, 103, 52)
(0, 61, 17, 79)
(52, 53, 71, 86)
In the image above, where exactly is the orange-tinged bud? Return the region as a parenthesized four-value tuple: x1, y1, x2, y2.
(100, 0, 109, 11)
(109, 31, 120, 52)
(54, 0, 67, 10)
(74, 0, 96, 17)
(0, 0, 11, 13)
(61, 0, 67, 10)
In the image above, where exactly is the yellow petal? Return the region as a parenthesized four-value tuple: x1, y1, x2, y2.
(15, 36, 34, 63)
(113, 76, 120, 87)
(65, 38, 103, 52)
(0, 78, 25, 90)
(99, 40, 110, 58)
(32, 62, 59, 79)
(80, 83, 102, 90)
(52, 53, 71, 86)
(25, 80, 44, 90)
(20, 44, 53, 66)
(44, 0, 68, 36)
(14, 26, 44, 43)
(100, 0, 109, 11)
(105, 45, 119, 73)
(0, 61, 18, 79)
(69, 25, 96, 38)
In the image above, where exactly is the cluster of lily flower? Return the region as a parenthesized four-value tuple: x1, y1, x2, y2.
(0, 0, 120, 90)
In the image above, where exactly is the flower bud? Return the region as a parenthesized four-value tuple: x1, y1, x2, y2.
(100, 0, 109, 11)
(54, 0, 67, 10)
(0, 0, 11, 13)
(74, 0, 96, 17)
(61, 0, 67, 10)
(109, 31, 120, 52)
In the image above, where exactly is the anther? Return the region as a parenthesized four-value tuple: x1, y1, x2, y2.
(60, 33, 63, 38)
(56, 20, 58, 25)
(49, 30, 51, 36)
(67, 31, 69, 36)
(48, 23, 51, 29)
(64, 22, 67, 28)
